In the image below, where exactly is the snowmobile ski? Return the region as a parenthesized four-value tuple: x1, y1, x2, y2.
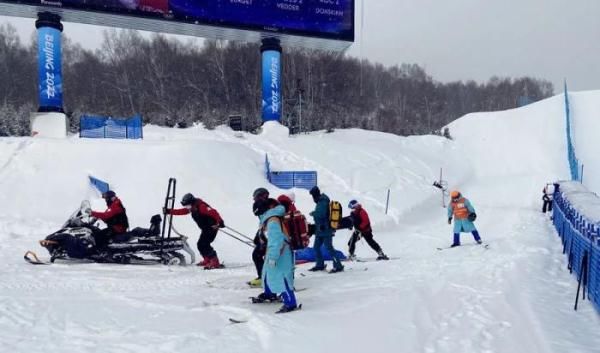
(24, 251, 48, 265)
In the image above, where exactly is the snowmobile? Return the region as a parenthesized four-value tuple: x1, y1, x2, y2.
(26, 201, 195, 265)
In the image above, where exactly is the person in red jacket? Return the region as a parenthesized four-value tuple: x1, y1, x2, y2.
(347, 199, 389, 261)
(85, 190, 129, 249)
(165, 193, 224, 269)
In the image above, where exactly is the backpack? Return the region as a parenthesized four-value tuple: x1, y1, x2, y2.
(283, 211, 310, 250)
(266, 213, 309, 251)
(329, 200, 342, 230)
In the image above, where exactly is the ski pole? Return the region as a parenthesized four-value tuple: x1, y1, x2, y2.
(220, 229, 254, 247)
(224, 225, 254, 242)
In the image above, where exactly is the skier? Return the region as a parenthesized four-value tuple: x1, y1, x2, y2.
(347, 200, 389, 261)
(85, 190, 129, 248)
(447, 190, 482, 247)
(542, 184, 554, 213)
(249, 188, 276, 287)
(251, 197, 300, 313)
(308, 186, 344, 273)
(164, 193, 225, 269)
(249, 189, 297, 287)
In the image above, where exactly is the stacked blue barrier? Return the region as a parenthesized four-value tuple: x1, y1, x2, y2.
(265, 154, 317, 190)
(552, 181, 600, 311)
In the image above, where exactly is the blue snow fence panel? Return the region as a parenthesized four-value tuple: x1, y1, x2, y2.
(295, 246, 347, 263)
(79, 116, 106, 138)
(264, 154, 317, 190)
(551, 181, 600, 313)
(80, 114, 143, 139)
(89, 176, 110, 194)
(105, 118, 127, 139)
(126, 114, 143, 139)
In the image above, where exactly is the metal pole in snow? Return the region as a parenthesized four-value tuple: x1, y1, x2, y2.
(385, 189, 390, 215)
(581, 164, 584, 184)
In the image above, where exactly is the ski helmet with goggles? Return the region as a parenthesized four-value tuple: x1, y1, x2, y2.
(450, 190, 461, 199)
(181, 193, 196, 206)
(348, 199, 359, 209)
(252, 187, 269, 201)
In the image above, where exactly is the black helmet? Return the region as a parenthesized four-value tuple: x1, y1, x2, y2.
(253, 187, 269, 201)
(181, 193, 196, 206)
(252, 199, 269, 217)
(102, 190, 116, 199)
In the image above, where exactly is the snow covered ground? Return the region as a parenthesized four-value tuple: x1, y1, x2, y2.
(1, 91, 600, 353)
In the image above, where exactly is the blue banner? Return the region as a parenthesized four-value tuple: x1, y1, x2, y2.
(262, 50, 281, 122)
(37, 26, 63, 110)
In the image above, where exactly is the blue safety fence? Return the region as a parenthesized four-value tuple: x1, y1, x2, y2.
(551, 181, 600, 312)
(265, 154, 317, 190)
(89, 175, 110, 194)
(80, 115, 143, 139)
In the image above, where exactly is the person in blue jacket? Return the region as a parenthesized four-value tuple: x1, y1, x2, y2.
(309, 186, 344, 273)
(447, 190, 482, 247)
(251, 198, 300, 313)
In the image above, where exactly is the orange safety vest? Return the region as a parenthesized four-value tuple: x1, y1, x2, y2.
(451, 197, 470, 220)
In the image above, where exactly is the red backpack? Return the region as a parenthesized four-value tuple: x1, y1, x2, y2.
(282, 211, 310, 250)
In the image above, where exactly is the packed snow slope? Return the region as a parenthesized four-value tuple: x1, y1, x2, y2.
(1, 91, 600, 353)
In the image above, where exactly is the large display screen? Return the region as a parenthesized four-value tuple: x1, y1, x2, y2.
(4, 0, 354, 43)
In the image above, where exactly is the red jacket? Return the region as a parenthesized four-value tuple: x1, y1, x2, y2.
(351, 206, 372, 234)
(91, 198, 129, 234)
(277, 195, 297, 214)
(169, 199, 223, 231)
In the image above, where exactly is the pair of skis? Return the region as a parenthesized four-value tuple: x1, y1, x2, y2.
(228, 305, 303, 323)
(436, 243, 490, 251)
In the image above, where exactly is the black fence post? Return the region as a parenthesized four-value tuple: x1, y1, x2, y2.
(574, 251, 589, 311)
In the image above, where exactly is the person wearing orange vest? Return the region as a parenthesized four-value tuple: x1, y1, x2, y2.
(447, 190, 482, 247)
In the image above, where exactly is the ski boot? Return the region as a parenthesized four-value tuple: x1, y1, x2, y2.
(376, 251, 389, 261)
(476, 239, 483, 245)
(329, 266, 344, 274)
(308, 265, 327, 272)
(204, 256, 222, 270)
(450, 243, 460, 248)
(250, 292, 280, 304)
(275, 304, 302, 314)
(247, 277, 262, 288)
(347, 254, 357, 261)
(196, 257, 209, 267)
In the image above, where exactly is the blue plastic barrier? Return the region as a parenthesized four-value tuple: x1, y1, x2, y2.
(89, 175, 110, 193)
(265, 154, 317, 190)
(551, 181, 600, 312)
(80, 114, 143, 139)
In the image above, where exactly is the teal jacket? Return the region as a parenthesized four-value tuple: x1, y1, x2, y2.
(311, 193, 334, 237)
(259, 205, 294, 294)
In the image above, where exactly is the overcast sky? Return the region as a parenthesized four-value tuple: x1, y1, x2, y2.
(1, 0, 599, 92)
